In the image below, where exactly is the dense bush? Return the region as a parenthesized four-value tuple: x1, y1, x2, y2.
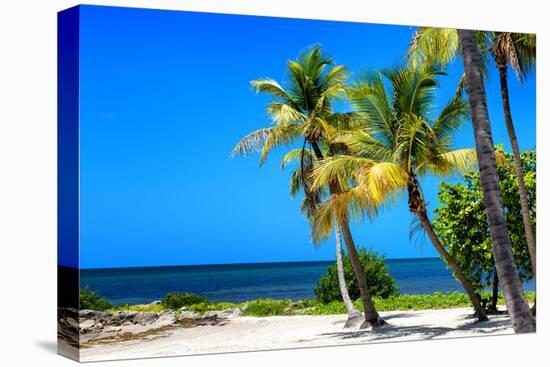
(161, 292, 209, 309)
(433, 147, 535, 310)
(79, 287, 113, 311)
(314, 247, 399, 304)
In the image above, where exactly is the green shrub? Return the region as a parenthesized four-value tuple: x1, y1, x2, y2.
(242, 299, 292, 316)
(79, 287, 113, 311)
(314, 247, 399, 304)
(433, 148, 535, 294)
(161, 292, 209, 309)
(113, 303, 165, 313)
(302, 291, 536, 315)
(187, 301, 237, 314)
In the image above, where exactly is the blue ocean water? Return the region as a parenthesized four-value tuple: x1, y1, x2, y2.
(80, 258, 535, 306)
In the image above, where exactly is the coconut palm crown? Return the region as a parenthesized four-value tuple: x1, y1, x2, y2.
(232, 46, 357, 164)
(311, 64, 476, 225)
(310, 64, 491, 320)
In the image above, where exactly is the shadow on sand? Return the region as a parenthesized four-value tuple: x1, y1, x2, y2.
(323, 317, 512, 342)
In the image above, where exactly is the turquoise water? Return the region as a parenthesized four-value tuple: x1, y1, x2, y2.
(80, 258, 535, 306)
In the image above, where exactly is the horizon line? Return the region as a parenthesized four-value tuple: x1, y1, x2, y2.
(71, 256, 441, 271)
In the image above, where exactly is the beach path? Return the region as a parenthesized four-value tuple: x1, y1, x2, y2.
(79, 307, 515, 362)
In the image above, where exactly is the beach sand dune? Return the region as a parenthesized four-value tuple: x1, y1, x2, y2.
(79, 307, 515, 362)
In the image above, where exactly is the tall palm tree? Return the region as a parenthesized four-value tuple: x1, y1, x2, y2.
(457, 29, 535, 333)
(311, 64, 488, 321)
(232, 46, 385, 328)
(281, 148, 363, 327)
(408, 28, 537, 277)
(491, 32, 536, 275)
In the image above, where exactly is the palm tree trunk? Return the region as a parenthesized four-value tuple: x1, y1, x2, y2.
(310, 140, 383, 328)
(339, 217, 386, 328)
(490, 272, 499, 313)
(416, 207, 488, 321)
(458, 29, 535, 333)
(497, 65, 536, 276)
(407, 173, 488, 320)
(334, 221, 363, 328)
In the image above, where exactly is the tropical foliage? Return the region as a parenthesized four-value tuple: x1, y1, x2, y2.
(80, 287, 113, 311)
(233, 46, 385, 327)
(315, 247, 398, 303)
(433, 148, 535, 310)
(310, 64, 476, 229)
(95, 291, 536, 316)
(309, 63, 490, 319)
(409, 28, 537, 274)
(161, 292, 209, 309)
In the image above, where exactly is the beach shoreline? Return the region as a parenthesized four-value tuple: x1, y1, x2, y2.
(72, 306, 518, 362)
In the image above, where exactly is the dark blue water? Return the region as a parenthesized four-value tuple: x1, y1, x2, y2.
(80, 258, 535, 306)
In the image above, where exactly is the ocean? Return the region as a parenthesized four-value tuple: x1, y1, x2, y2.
(80, 258, 535, 306)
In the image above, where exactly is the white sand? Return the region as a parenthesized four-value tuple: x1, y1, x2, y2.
(79, 307, 515, 362)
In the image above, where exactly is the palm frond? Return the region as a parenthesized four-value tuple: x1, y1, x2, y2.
(363, 162, 408, 205)
(432, 94, 470, 140)
(310, 155, 374, 191)
(408, 27, 459, 68)
(422, 148, 477, 177)
(321, 64, 349, 90)
(311, 188, 378, 244)
(384, 64, 442, 118)
(333, 130, 393, 161)
(493, 32, 536, 83)
(281, 148, 314, 170)
(347, 73, 395, 146)
(394, 113, 435, 171)
(251, 79, 296, 106)
(267, 102, 306, 125)
(231, 124, 301, 165)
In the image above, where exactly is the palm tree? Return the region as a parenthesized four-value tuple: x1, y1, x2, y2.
(491, 32, 536, 276)
(311, 64, 488, 321)
(408, 28, 536, 277)
(232, 46, 385, 328)
(281, 148, 363, 327)
(457, 29, 535, 333)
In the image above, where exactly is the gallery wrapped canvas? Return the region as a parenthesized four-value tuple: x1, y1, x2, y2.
(58, 4, 536, 362)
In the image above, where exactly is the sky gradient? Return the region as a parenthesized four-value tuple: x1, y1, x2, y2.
(75, 5, 536, 268)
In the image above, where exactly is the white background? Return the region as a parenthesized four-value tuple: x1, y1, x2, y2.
(0, 0, 547, 366)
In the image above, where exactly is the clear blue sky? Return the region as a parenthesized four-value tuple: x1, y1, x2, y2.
(75, 5, 536, 269)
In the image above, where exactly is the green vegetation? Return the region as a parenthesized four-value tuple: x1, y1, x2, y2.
(305, 291, 536, 315)
(85, 291, 536, 316)
(111, 303, 165, 313)
(315, 247, 398, 303)
(433, 148, 535, 312)
(161, 292, 209, 309)
(79, 287, 113, 311)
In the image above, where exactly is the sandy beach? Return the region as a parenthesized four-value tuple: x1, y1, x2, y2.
(77, 307, 515, 362)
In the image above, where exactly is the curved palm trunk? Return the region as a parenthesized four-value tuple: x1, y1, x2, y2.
(309, 139, 384, 328)
(334, 221, 363, 328)
(407, 175, 488, 321)
(497, 65, 536, 276)
(458, 29, 535, 333)
(339, 217, 386, 328)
